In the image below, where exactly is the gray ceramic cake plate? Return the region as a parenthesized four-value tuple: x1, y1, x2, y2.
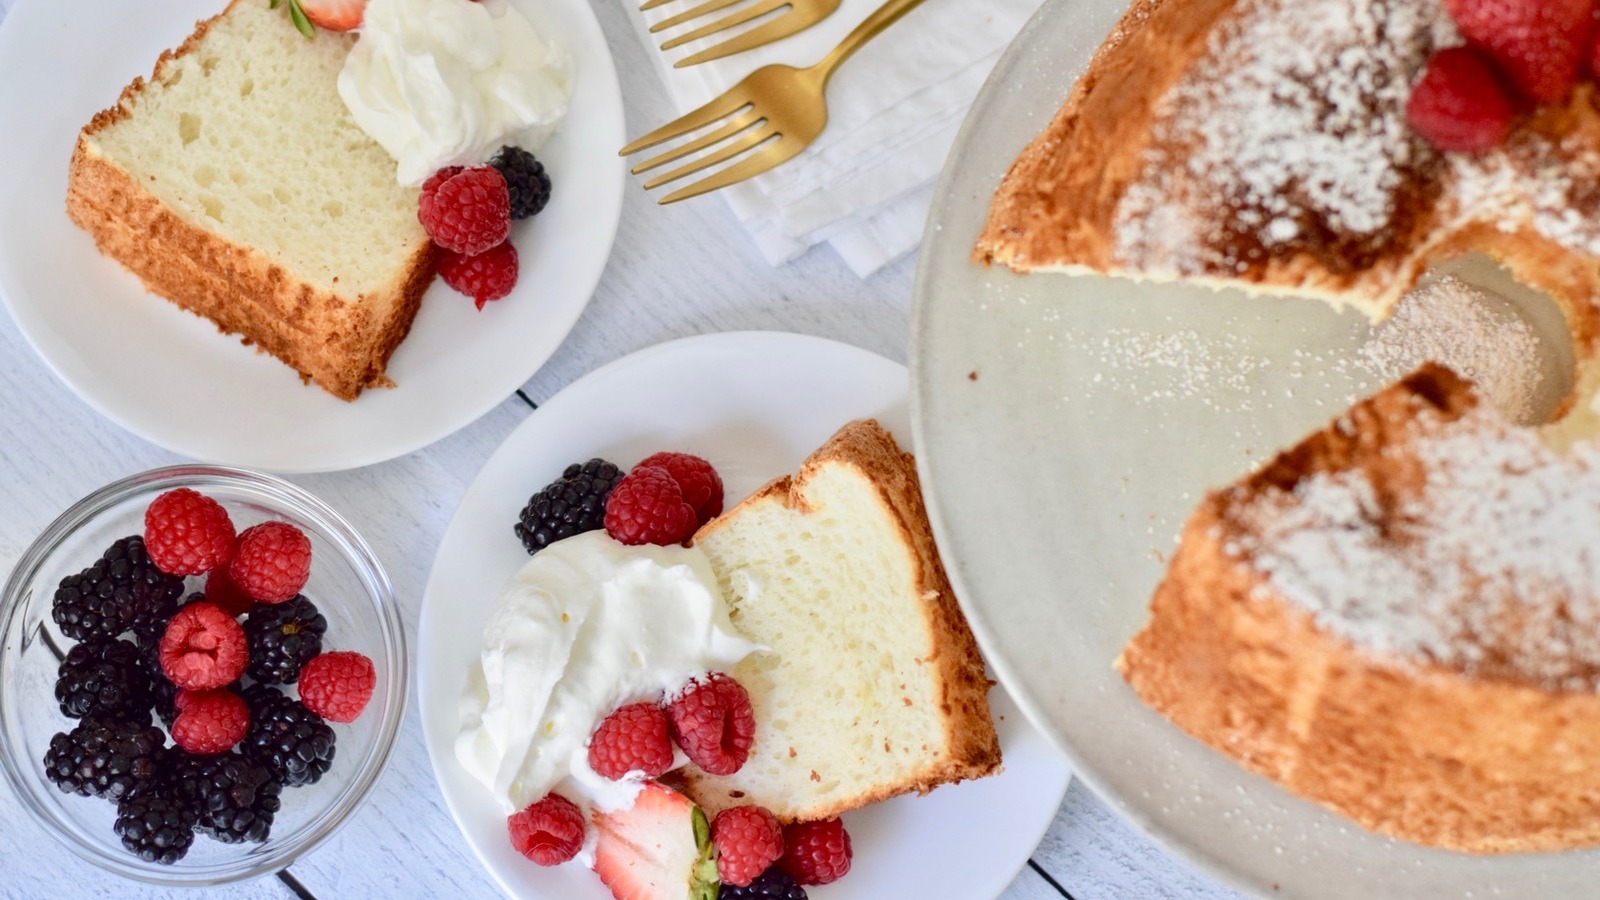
(909, 0, 1590, 895)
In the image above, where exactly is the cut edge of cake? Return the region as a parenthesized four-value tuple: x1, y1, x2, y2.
(679, 419, 1002, 823)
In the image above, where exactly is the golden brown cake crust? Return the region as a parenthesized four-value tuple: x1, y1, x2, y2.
(64, 0, 435, 401)
(973, 0, 1600, 382)
(1118, 367, 1600, 853)
(681, 419, 1001, 822)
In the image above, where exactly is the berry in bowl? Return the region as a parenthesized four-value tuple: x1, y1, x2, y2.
(0, 466, 405, 885)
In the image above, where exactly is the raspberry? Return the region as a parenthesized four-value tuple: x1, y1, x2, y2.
(778, 818, 851, 886)
(666, 672, 755, 776)
(490, 145, 552, 219)
(438, 240, 519, 310)
(143, 488, 236, 576)
(588, 700, 674, 780)
(229, 521, 312, 604)
(204, 567, 256, 618)
(508, 793, 586, 866)
(298, 651, 376, 723)
(1406, 47, 1519, 153)
(1444, 0, 1592, 103)
(417, 165, 510, 255)
(171, 688, 251, 754)
(421, 165, 465, 204)
(637, 452, 724, 526)
(712, 806, 784, 887)
(158, 602, 249, 690)
(604, 466, 699, 546)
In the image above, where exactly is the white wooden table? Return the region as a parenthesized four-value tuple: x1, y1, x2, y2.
(0, 0, 1245, 896)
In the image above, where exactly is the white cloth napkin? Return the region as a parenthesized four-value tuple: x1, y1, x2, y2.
(624, 0, 1037, 277)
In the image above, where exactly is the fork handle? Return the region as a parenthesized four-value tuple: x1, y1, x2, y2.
(810, 0, 929, 83)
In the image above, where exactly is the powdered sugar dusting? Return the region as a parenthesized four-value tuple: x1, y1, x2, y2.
(1114, 0, 1446, 274)
(1452, 131, 1600, 258)
(1358, 276, 1543, 424)
(1231, 405, 1600, 690)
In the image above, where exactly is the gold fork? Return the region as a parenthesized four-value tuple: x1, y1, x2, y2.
(643, 0, 843, 69)
(621, 0, 927, 204)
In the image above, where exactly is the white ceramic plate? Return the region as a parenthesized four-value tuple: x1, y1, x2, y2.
(418, 331, 1071, 899)
(911, 0, 1596, 897)
(0, 0, 624, 473)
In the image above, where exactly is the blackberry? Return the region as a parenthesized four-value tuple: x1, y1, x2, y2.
(115, 788, 197, 864)
(42, 717, 167, 801)
(242, 684, 336, 787)
(490, 145, 552, 219)
(242, 596, 327, 684)
(174, 752, 282, 844)
(719, 868, 808, 900)
(53, 535, 184, 643)
(514, 458, 622, 554)
(55, 637, 153, 720)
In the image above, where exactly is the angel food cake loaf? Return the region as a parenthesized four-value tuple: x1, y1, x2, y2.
(67, 0, 434, 400)
(975, 0, 1600, 852)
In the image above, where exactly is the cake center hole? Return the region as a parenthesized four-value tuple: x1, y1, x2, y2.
(1358, 254, 1573, 427)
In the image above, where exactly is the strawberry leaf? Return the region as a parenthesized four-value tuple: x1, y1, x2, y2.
(286, 0, 316, 38)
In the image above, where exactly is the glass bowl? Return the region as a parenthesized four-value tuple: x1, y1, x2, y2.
(0, 466, 407, 886)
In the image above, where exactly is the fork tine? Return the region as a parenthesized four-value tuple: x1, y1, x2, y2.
(660, 0, 788, 51)
(639, 0, 676, 10)
(619, 92, 751, 156)
(642, 126, 778, 189)
(647, 0, 745, 33)
(631, 111, 764, 174)
(658, 139, 802, 204)
(673, 11, 815, 67)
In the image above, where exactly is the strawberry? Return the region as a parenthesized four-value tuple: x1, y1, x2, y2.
(271, 0, 365, 36)
(1442, 0, 1594, 103)
(592, 783, 720, 900)
(1406, 47, 1519, 152)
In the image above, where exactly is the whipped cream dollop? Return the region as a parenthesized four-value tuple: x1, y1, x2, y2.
(338, 0, 572, 186)
(456, 532, 760, 815)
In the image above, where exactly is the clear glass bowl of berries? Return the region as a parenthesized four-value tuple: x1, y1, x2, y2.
(0, 465, 406, 886)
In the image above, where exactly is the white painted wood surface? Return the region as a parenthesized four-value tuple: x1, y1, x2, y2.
(0, 0, 1246, 895)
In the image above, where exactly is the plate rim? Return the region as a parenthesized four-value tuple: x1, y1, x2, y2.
(0, 0, 627, 474)
(414, 329, 1072, 899)
(909, 0, 1600, 896)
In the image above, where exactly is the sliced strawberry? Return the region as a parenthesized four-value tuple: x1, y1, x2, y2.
(592, 783, 720, 900)
(1443, 0, 1593, 104)
(298, 0, 365, 32)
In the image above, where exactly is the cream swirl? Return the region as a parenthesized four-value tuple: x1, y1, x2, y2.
(455, 532, 760, 816)
(338, 0, 572, 186)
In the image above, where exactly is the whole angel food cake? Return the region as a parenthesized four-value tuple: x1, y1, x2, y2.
(975, 0, 1600, 853)
(67, 0, 433, 400)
